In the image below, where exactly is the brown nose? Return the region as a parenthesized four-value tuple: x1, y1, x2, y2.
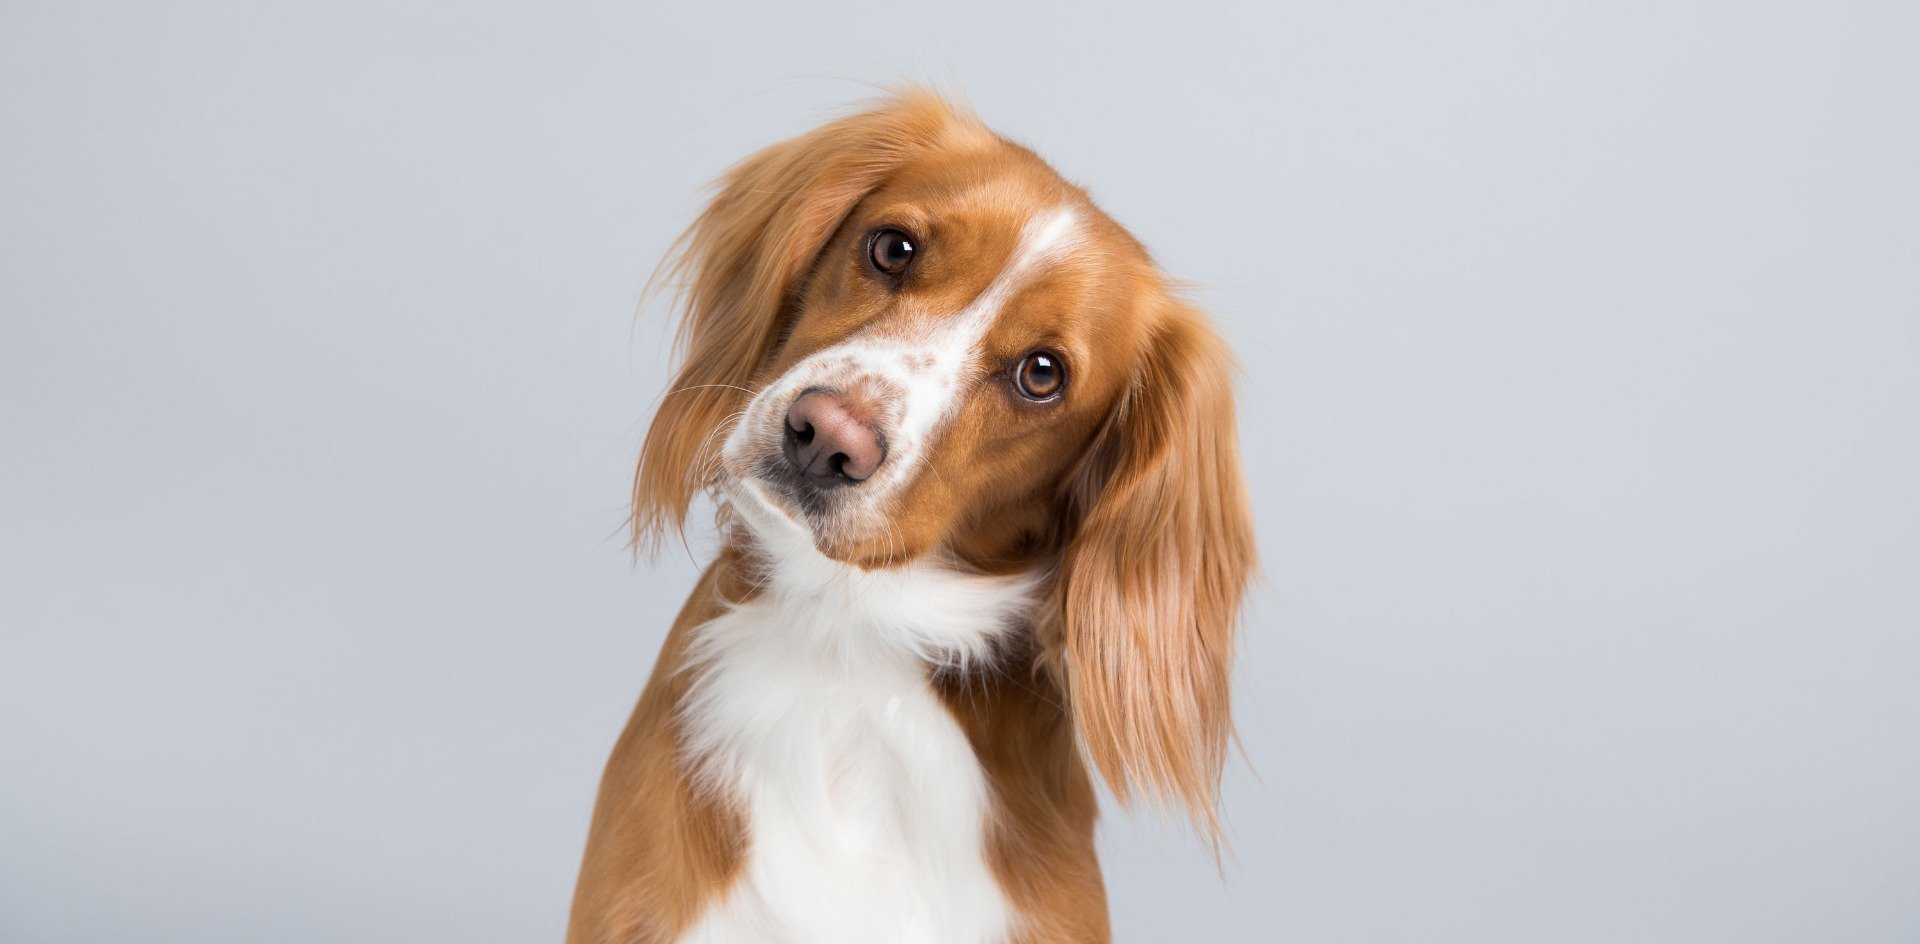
(782, 390, 886, 487)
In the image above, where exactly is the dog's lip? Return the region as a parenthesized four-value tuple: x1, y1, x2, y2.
(727, 475, 813, 539)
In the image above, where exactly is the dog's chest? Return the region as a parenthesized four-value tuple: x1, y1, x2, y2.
(675, 589, 1017, 944)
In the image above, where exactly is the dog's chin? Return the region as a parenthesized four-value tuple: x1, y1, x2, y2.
(724, 472, 927, 571)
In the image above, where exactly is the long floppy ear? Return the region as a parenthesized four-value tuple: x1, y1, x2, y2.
(632, 92, 985, 546)
(1051, 297, 1256, 844)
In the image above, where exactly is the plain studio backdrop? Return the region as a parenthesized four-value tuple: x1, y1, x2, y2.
(4, 2, 1917, 942)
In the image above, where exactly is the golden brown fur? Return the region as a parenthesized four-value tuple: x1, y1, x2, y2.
(568, 551, 752, 944)
(572, 90, 1254, 943)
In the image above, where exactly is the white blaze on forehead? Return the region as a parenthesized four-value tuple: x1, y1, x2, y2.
(941, 205, 1083, 340)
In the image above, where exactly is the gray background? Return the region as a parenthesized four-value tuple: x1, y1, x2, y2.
(3, 2, 1916, 942)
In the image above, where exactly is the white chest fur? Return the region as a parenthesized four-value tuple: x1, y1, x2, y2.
(675, 509, 1038, 944)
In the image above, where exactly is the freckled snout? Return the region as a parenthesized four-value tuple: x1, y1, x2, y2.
(782, 390, 886, 487)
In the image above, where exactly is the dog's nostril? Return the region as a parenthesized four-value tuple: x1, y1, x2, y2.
(793, 423, 815, 446)
(828, 453, 849, 477)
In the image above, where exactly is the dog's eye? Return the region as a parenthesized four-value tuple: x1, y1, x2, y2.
(1014, 351, 1065, 401)
(868, 228, 916, 275)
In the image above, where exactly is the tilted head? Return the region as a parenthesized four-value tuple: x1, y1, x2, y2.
(635, 91, 1256, 836)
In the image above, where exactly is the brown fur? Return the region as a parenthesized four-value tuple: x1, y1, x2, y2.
(573, 90, 1254, 942)
(568, 550, 754, 944)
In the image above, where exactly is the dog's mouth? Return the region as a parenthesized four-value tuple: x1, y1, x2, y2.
(722, 449, 823, 523)
(746, 453, 842, 520)
(725, 462, 920, 570)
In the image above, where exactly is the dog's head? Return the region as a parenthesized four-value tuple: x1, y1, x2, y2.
(635, 91, 1255, 835)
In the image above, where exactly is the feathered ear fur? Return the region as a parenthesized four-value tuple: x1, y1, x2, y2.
(632, 91, 988, 547)
(1050, 296, 1256, 846)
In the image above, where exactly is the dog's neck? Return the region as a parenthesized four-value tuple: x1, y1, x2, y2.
(670, 483, 1039, 943)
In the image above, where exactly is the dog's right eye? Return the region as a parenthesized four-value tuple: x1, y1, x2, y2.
(1014, 351, 1066, 401)
(868, 228, 916, 276)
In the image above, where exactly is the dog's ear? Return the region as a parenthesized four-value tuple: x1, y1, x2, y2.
(632, 92, 984, 547)
(1049, 295, 1256, 846)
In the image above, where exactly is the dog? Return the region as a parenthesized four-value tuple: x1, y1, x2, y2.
(569, 91, 1255, 944)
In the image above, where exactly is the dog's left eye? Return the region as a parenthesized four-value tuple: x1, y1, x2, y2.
(868, 228, 916, 275)
(1014, 351, 1065, 401)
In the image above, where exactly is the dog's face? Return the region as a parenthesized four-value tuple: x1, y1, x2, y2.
(635, 93, 1254, 838)
(718, 149, 1152, 567)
